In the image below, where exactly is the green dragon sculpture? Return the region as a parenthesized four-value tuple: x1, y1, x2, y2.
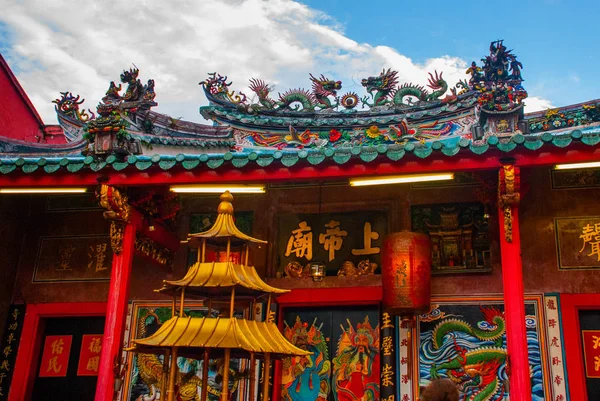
(361, 69, 448, 107)
(246, 74, 341, 112)
(428, 307, 508, 401)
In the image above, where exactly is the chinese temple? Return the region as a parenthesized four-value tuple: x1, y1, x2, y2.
(1, 39, 600, 401)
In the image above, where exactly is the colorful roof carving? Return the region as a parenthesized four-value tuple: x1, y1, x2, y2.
(0, 40, 599, 178)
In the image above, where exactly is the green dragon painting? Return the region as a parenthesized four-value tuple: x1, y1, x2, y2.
(418, 303, 546, 401)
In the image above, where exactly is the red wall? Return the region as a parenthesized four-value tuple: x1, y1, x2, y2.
(0, 55, 64, 144)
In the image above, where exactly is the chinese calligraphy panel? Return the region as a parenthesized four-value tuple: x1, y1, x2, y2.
(33, 235, 112, 282)
(39, 335, 72, 378)
(554, 217, 600, 270)
(551, 168, 600, 189)
(277, 211, 387, 275)
(77, 335, 103, 376)
(0, 304, 25, 399)
(582, 330, 600, 378)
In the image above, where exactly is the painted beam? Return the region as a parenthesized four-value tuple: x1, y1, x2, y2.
(0, 145, 600, 188)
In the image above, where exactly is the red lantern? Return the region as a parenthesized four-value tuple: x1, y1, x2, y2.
(382, 231, 432, 316)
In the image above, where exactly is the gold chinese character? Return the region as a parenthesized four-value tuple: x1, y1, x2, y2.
(0, 372, 6, 384)
(11, 309, 19, 321)
(595, 355, 600, 372)
(351, 222, 380, 256)
(6, 333, 14, 345)
(51, 338, 64, 355)
(88, 337, 102, 353)
(319, 220, 347, 262)
(47, 356, 62, 373)
(88, 244, 109, 272)
(589, 242, 600, 262)
(8, 322, 17, 331)
(2, 346, 10, 359)
(593, 335, 600, 350)
(285, 221, 313, 260)
(86, 356, 100, 372)
(382, 336, 393, 356)
(381, 363, 394, 387)
(0, 360, 8, 371)
(381, 312, 393, 329)
(57, 244, 76, 271)
(579, 223, 600, 261)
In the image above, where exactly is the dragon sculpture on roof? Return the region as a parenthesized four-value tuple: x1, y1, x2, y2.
(202, 73, 343, 113)
(52, 92, 95, 122)
(361, 69, 450, 107)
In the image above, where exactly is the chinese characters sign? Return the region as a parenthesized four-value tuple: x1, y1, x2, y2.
(0, 305, 25, 399)
(33, 235, 112, 282)
(77, 335, 103, 376)
(555, 217, 600, 269)
(277, 211, 387, 273)
(39, 335, 72, 377)
(582, 330, 600, 378)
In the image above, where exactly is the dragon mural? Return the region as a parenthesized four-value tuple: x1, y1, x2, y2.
(282, 316, 331, 401)
(419, 303, 546, 401)
(128, 308, 247, 401)
(360, 69, 448, 107)
(429, 307, 506, 401)
(332, 316, 380, 401)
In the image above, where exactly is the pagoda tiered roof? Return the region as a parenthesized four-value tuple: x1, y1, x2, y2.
(157, 261, 288, 298)
(127, 191, 308, 366)
(130, 316, 309, 359)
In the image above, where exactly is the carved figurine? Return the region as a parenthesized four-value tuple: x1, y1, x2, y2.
(284, 261, 305, 278)
(357, 259, 378, 275)
(102, 81, 122, 104)
(337, 261, 357, 276)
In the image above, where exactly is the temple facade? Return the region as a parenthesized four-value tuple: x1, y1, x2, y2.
(1, 41, 600, 401)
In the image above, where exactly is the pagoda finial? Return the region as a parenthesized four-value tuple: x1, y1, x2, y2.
(217, 191, 234, 215)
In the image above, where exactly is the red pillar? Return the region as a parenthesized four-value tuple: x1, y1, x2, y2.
(94, 222, 136, 401)
(498, 165, 532, 401)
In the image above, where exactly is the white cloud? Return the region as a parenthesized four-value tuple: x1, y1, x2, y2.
(524, 96, 554, 113)
(1, 0, 553, 125)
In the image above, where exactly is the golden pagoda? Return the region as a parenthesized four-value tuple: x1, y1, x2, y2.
(126, 191, 310, 401)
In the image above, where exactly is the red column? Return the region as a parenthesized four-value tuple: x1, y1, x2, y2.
(95, 222, 136, 401)
(498, 165, 532, 401)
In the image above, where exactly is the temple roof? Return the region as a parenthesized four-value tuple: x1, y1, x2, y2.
(128, 316, 311, 359)
(0, 40, 599, 180)
(0, 122, 598, 175)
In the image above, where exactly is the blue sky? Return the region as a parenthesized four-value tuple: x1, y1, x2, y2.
(0, 0, 598, 124)
(300, 0, 600, 107)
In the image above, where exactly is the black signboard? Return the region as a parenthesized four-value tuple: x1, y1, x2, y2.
(277, 211, 388, 275)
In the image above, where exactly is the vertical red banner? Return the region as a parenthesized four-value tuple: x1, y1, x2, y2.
(582, 330, 600, 378)
(39, 335, 72, 377)
(77, 334, 103, 376)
